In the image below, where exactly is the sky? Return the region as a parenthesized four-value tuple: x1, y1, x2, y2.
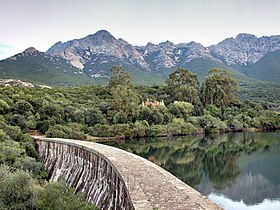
(1, 0, 280, 60)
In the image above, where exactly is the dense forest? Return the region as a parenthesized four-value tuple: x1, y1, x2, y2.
(0, 66, 279, 209)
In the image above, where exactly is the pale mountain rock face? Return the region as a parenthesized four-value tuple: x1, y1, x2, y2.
(47, 30, 150, 70)
(47, 30, 219, 73)
(209, 33, 280, 66)
(148, 41, 177, 69)
(176, 42, 219, 63)
(46, 30, 280, 75)
(136, 41, 218, 70)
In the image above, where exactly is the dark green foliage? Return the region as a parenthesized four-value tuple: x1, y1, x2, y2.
(167, 118, 196, 135)
(241, 51, 280, 84)
(0, 165, 41, 210)
(202, 69, 239, 107)
(237, 83, 280, 106)
(168, 101, 194, 121)
(0, 66, 279, 140)
(166, 67, 199, 104)
(46, 124, 87, 140)
(85, 108, 107, 126)
(38, 182, 98, 210)
(146, 125, 168, 137)
(108, 66, 133, 88)
(107, 66, 139, 123)
(0, 99, 10, 114)
(0, 165, 98, 210)
(138, 106, 164, 125)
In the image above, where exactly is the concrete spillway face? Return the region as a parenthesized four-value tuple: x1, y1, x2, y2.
(36, 139, 134, 210)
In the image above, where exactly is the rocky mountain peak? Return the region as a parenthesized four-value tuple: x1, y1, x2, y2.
(46, 30, 151, 70)
(158, 40, 176, 48)
(236, 33, 257, 41)
(86, 30, 116, 43)
(94, 29, 113, 37)
(47, 42, 63, 53)
(23, 47, 40, 55)
(42, 30, 280, 76)
(209, 33, 280, 66)
(7, 47, 40, 61)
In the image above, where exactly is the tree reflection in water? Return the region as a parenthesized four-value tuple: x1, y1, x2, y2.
(104, 132, 280, 206)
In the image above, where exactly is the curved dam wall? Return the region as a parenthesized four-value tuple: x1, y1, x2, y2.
(34, 137, 223, 210)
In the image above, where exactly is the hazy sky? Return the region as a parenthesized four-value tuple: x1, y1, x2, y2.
(1, 0, 280, 60)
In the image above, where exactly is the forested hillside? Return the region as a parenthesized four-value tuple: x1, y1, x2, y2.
(0, 66, 279, 209)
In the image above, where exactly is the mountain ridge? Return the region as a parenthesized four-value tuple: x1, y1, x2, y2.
(1, 30, 280, 85)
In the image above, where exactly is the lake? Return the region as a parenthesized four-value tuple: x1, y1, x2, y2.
(103, 131, 280, 210)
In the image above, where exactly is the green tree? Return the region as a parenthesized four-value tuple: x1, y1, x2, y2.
(168, 101, 193, 120)
(108, 66, 132, 88)
(38, 182, 97, 210)
(13, 100, 33, 115)
(0, 99, 10, 114)
(85, 108, 107, 126)
(107, 66, 139, 123)
(202, 69, 239, 107)
(166, 67, 199, 104)
(0, 165, 41, 210)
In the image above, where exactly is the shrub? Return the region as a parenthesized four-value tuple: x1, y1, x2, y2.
(167, 118, 195, 135)
(146, 125, 167, 137)
(46, 125, 86, 140)
(88, 124, 111, 137)
(38, 182, 98, 210)
(132, 121, 148, 138)
(198, 115, 228, 133)
(0, 165, 41, 210)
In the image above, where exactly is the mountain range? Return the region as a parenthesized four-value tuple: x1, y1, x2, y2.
(0, 30, 279, 86)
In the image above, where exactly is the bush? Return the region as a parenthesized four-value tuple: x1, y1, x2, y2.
(0, 165, 97, 210)
(203, 105, 221, 118)
(228, 119, 244, 131)
(46, 124, 87, 140)
(13, 157, 43, 176)
(168, 101, 193, 120)
(111, 124, 132, 138)
(85, 108, 107, 126)
(0, 141, 25, 165)
(132, 120, 148, 138)
(0, 165, 41, 210)
(198, 115, 228, 133)
(167, 118, 195, 135)
(37, 120, 50, 133)
(88, 124, 111, 137)
(0, 129, 10, 142)
(0, 99, 10, 114)
(146, 125, 167, 137)
(38, 182, 98, 210)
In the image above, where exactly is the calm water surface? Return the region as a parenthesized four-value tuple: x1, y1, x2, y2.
(103, 132, 280, 210)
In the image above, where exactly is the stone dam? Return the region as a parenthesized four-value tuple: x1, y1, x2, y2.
(34, 137, 223, 210)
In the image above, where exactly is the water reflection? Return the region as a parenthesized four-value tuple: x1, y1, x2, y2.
(209, 194, 280, 210)
(104, 132, 280, 208)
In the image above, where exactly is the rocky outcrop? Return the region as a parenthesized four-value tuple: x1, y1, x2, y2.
(35, 137, 223, 210)
(47, 30, 220, 73)
(46, 30, 280, 79)
(47, 30, 150, 71)
(209, 33, 280, 66)
(136, 41, 219, 70)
